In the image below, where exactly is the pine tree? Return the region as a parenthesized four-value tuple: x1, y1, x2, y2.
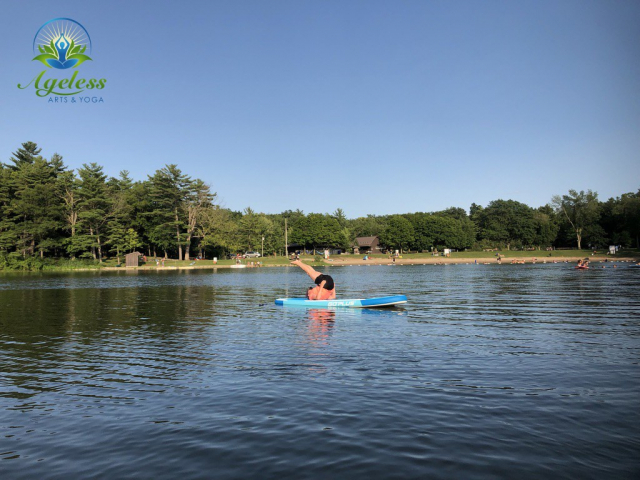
(58, 170, 81, 258)
(0, 165, 14, 252)
(7, 156, 65, 257)
(147, 165, 191, 260)
(106, 171, 136, 263)
(183, 179, 215, 260)
(7, 142, 43, 171)
(77, 163, 110, 261)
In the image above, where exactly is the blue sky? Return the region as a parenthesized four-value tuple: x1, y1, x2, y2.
(2, 0, 639, 217)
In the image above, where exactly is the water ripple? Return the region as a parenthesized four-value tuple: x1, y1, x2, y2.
(1, 265, 639, 479)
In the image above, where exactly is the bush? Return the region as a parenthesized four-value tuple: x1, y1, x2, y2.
(0, 253, 101, 271)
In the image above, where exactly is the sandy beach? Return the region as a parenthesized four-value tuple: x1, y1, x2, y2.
(99, 254, 638, 271)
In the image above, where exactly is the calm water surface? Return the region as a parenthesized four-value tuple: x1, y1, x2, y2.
(1, 264, 639, 479)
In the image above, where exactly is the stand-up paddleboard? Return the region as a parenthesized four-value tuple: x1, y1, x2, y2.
(275, 295, 407, 308)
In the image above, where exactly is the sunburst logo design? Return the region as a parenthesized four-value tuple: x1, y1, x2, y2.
(32, 18, 92, 69)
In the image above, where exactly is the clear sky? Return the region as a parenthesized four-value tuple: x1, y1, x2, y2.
(2, 0, 639, 218)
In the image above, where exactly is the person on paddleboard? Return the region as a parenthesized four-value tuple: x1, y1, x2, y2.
(290, 259, 336, 300)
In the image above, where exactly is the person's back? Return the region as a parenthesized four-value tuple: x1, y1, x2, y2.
(307, 285, 336, 300)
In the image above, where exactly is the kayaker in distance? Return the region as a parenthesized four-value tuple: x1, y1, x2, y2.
(290, 259, 336, 300)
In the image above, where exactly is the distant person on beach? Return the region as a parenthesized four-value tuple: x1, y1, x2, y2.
(291, 259, 336, 300)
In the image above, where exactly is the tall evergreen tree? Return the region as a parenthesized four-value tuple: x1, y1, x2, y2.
(77, 163, 110, 261)
(7, 142, 42, 171)
(0, 165, 15, 252)
(106, 171, 137, 262)
(147, 165, 191, 260)
(58, 170, 82, 257)
(183, 179, 215, 260)
(7, 156, 65, 257)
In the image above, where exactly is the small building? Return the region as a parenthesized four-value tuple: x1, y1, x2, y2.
(354, 236, 381, 254)
(125, 252, 141, 267)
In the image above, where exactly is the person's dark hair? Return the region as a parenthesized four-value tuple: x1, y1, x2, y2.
(314, 274, 334, 290)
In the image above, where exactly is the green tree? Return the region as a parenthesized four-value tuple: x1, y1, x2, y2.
(129, 180, 155, 255)
(615, 191, 640, 248)
(0, 165, 14, 252)
(8, 156, 64, 257)
(332, 208, 347, 228)
(147, 165, 192, 260)
(552, 190, 600, 250)
(58, 170, 82, 257)
(183, 179, 215, 260)
(105, 171, 136, 262)
(406, 213, 435, 251)
(532, 205, 560, 248)
(289, 213, 346, 253)
(7, 141, 42, 171)
(239, 207, 259, 251)
(583, 224, 608, 249)
(379, 215, 414, 253)
(77, 163, 111, 261)
(434, 208, 476, 249)
(106, 226, 141, 264)
(408, 213, 474, 251)
(347, 215, 388, 243)
(198, 206, 240, 255)
(477, 199, 536, 249)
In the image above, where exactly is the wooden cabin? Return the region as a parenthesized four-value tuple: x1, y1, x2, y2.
(354, 236, 381, 254)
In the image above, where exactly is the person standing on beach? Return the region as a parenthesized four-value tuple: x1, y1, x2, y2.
(291, 259, 336, 300)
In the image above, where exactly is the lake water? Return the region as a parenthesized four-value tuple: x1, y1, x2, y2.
(1, 264, 639, 479)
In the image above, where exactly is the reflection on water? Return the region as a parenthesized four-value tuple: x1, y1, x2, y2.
(0, 265, 639, 479)
(306, 309, 335, 347)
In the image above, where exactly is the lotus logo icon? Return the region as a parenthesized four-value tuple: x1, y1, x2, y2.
(18, 17, 106, 101)
(32, 18, 92, 69)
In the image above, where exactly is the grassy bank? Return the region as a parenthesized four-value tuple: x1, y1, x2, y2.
(358, 249, 640, 260)
(0, 256, 104, 272)
(1, 249, 638, 272)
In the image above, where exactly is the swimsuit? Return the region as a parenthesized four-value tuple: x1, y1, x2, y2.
(314, 274, 335, 290)
(308, 274, 336, 300)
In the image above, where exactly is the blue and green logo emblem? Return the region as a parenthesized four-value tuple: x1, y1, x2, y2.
(33, 18, 92, 69)
(18, 18, 106, 101)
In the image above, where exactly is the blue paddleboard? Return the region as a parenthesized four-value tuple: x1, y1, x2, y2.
(275, 295, 407, 308)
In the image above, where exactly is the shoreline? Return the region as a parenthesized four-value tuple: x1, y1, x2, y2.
(1, 255, 637, 273)
(104, 255, 637, 270)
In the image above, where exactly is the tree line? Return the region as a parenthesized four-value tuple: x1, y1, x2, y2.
(1, 142, 638, 267)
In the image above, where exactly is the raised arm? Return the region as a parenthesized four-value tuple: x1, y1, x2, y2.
(314, 280, 327, 299)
